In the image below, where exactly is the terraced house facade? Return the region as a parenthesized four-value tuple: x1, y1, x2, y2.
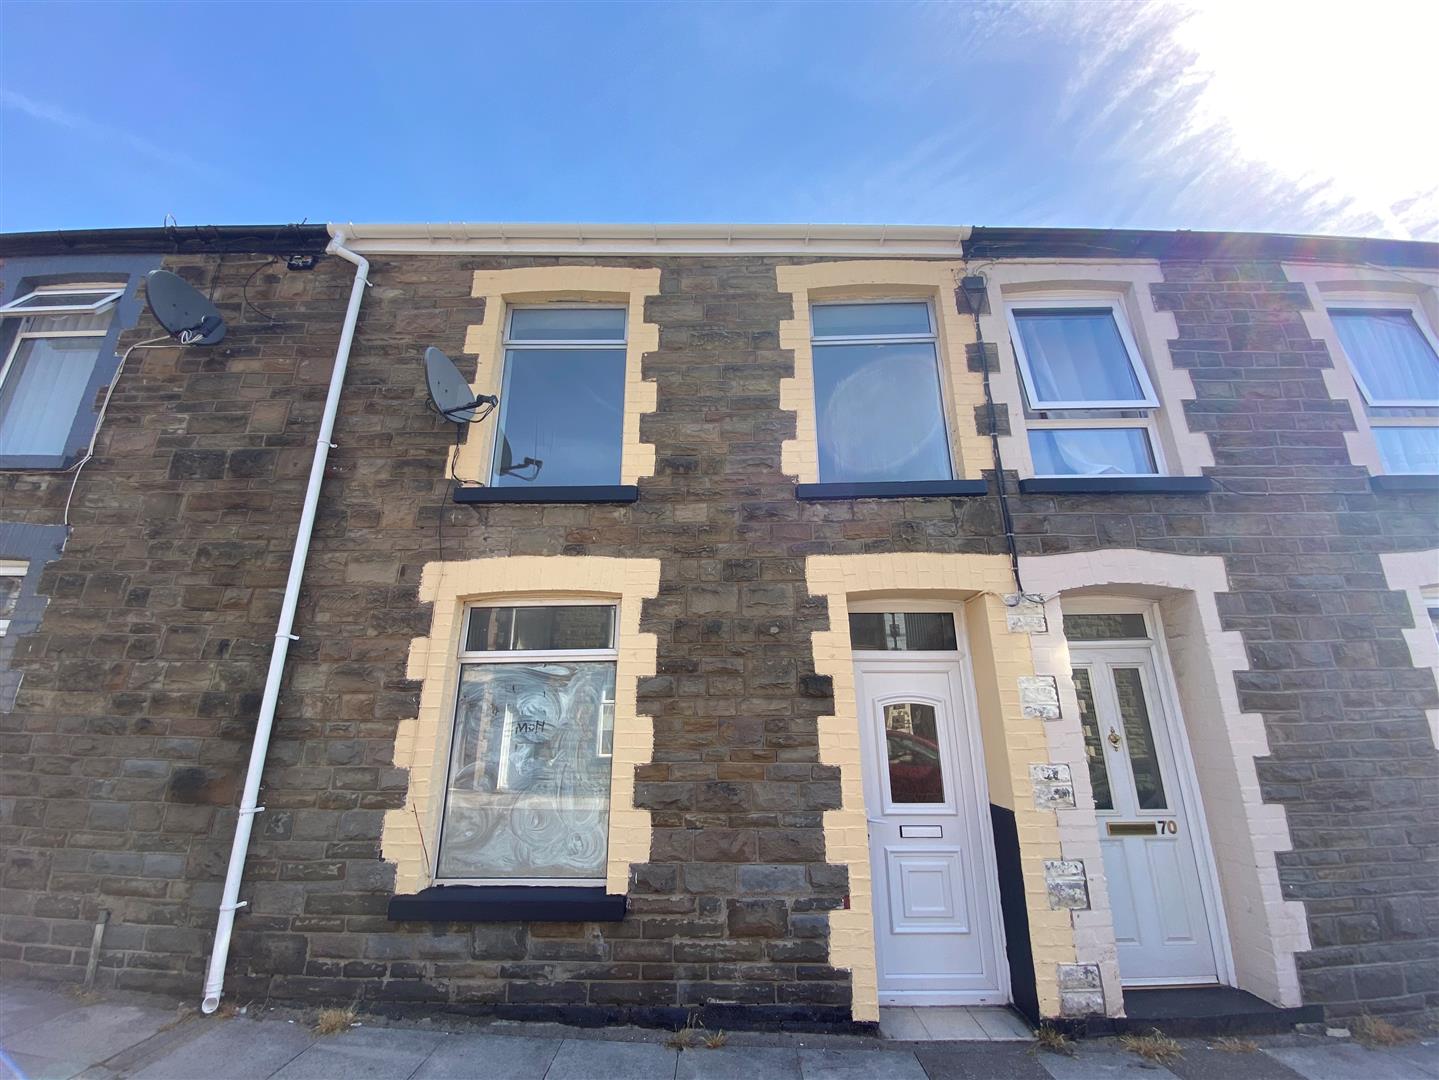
(0, 222, 1435, 1034)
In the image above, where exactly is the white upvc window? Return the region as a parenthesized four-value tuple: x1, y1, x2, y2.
(1326, 300, 1439, 475)
(808, 299, 954, 483)
(491, 305, 627, 487)
(0, 303, 117, 459)
(1007, 299, 1164, 477)
(435, 600, 618, 886)
(0, 561, 27, 637)
(1423, 586, 1439, 645)
(0, 284, 124, 316)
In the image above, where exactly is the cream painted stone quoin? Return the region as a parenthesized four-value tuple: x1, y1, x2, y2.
(452, 266, 662, 486)
(382, 556, 662, 896)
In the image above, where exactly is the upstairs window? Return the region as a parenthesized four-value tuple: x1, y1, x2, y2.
(437, 603, 617, 884)
(810, 301, 953, 483)
(1, 286, 119, 459)
(0, 561, 26, 638)
(1328, 306, 1439, 475)
(1008, 301, 1163, 477)
(491, 307, 626, 487)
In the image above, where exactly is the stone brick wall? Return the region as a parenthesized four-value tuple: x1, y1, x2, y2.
(1, 248, 1434, 1026)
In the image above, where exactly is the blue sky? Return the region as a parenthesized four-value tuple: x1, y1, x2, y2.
(3, 1, 1435, 239)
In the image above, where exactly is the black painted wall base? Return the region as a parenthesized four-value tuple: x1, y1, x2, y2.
(988, 804, 1040, 1026)
(1051, 986, 1324, 1039)
(388, 885, 626, 922)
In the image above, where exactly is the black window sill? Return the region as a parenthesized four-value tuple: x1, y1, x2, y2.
(1017, 476, 1215, 495)
(1370, 474, 1439, 492)
(452, 485, 639, 505)
(796, 480, 989, 501)
(388, 885, 627, 923)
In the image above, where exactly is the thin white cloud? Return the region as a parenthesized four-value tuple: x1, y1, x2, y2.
(2, 89, 222, 181)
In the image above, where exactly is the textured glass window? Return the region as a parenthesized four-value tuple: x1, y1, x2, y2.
(1029, 428, 1156, 476)
(1113, 667, 1167, 811)
(1071, 668, 1113, 811)
(1062, 613, 1149, 640)
(466, 606, 615, 652)
(850, 612, 958, 651)
(811, 302, 931, 338)
(437, 661, 615, 880)
(884, 702, 945, 803)
(1013, 309, 1148, 407)
(1330, 309, 1439, 406)
(508, 307, 626, 342)
(1373, 426, 1439, 474)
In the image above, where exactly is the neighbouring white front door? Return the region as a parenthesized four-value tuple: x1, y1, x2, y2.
(1070, 636, 1220, 985)
(856, 643, 1006, 1005)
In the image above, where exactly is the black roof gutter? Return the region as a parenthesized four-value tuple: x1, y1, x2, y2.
(0, 223, 330, 258)
(966, 226, 1438, 269)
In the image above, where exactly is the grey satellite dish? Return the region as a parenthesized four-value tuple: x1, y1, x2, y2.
(424, 347, 495, 423)
(145, 270, 226, 345)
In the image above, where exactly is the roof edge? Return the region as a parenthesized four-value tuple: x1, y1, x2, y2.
(0, 224, 331, 258)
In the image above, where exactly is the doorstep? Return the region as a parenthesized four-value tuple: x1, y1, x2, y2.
(1063, 986, 1324, 1038)
(879, 1006, 1034, 1041)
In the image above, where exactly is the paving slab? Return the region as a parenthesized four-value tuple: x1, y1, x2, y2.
(912, 1041, 1052, 1079)
(129, 1017, 317, 1080)
(2, 1003, 179, 1065)
(1036, 1042, 1179, 1079)
(1, 1048, 92, 1080)
(0, 986, 84, 1039)
(1377, 1041, 1439, 1079)
(969, 1007, 1033, 1041)
(1163, 1040, 1304, 1080)
(410, 1032, 559, 1079)
(269, 1026, 444, 1080)
(544, 1038, 679, 1080)
(914, 1008, 988, 1041)
(798, 1047, 929, 1080)
(677, 1044, 802, 1079)
(1264, 1041, 1439, 1080)
(879, 1008, 931, 1042)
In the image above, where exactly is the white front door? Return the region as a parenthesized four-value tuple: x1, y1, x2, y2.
(857, 657, 1006, 1005)
(1070, 645, 1220, 985)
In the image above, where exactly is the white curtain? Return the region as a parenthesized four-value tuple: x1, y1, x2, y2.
(1374, 427, 1439, 474)
(1015, 310, 1145, 405)
(0, 335, 103, 456)
(1029, 427, 1155, 476)
(1332, 311, 1439, 403)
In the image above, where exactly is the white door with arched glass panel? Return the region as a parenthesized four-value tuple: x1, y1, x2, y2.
(852, 610, 1006, 1005)
(1067, 611, 1220, 985)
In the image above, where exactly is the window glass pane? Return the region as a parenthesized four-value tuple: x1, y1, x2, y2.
(492, 346, 625, 486)
(466, 606, 615, 652)
(0, 336, 102, 456)
(1014, 309, 1147, 405)
(1063, 613, 1149, 640)
(1330, 310, 1439, 404)
(850, 612, 957, 651)
(1071, 669, 1113, 811)
(814, 341, 952, 482)
(4, 289, 118, 311)
(1428, 605, 1439, 645)
(24, 311, 112, 333)
(1373, 426, 1439, 474)
(0, 576, 21, 621)
(884, 702, 945, 803)
(1112, 667, 1167, 811)
(811, 302, 931, 338)
(508, 308, 626, 341)
(1028, 427, 1155, 476)
(438, 661, 615, 879)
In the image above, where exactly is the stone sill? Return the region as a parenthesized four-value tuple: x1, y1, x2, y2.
(1370, 474, 1439, 492)
(388, 885, 627, 923)
(795, 480, 988, 500)
(1017, 477, 1215, 495)
(452, 485, 639, 505)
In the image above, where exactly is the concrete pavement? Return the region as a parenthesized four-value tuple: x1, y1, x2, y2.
(2, 982, 1436, 1080)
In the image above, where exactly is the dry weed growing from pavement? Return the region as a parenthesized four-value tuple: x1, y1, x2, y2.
(1213, 1036, 1258, 1053)
(1035, 1025, 1074, 1056)
(1351, 1013, 1417, 1048)
(1120, 1029, 1183, 1064)
(312, 1005, 358, 1036)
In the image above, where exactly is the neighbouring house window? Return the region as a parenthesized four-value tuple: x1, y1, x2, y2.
(436, 603, 617, 883)
(1328, 306, 1439, 474)
(1423, 586, 1439, 645)
(0, 286, 120, 459)
(849, 611, 958, 651)
(1008, 301, 1163, 476)
(0, 561, 26, 638)
(810, 301, 953, 483)
(491, 307, 626, 487)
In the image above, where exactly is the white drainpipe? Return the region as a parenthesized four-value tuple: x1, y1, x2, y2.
(200, 233, 370, 1014)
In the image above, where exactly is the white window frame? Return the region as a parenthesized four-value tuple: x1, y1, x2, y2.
(1325, 299, 1439, 409)
(435, 597, 619, 887)
(1006, 299, 1160, 411)
(807, 297, 956, 480)
(0, 285, 124, 317)
(490, 303, 628, 485)
(1005, 298, 1166, 477)
(0, 561, 27, 638)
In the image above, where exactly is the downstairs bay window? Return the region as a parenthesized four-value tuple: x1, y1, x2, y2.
(1008, 301, 1164, 477)
(435, 602, 617, 884)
